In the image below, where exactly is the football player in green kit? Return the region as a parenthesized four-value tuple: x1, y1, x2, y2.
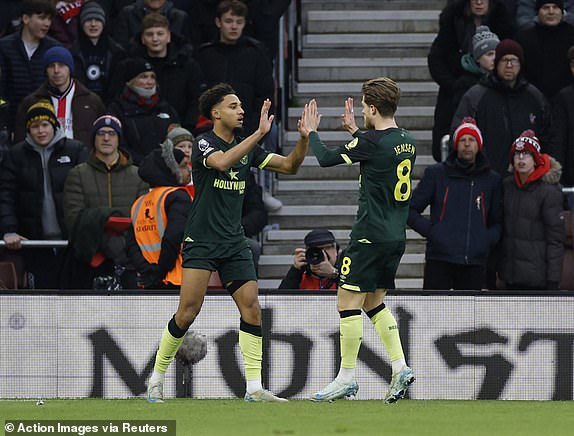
(147, 83, 309, 403)
(301, 77, 416, 403)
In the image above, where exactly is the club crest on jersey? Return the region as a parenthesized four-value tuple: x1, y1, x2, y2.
(240, 155, 248, 165)
(345, 138, 358, 150)
(198, 138, 210, 152)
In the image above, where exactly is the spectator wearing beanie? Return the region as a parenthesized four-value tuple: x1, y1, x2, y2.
(452, 38, 552, 176)
(516, 0, 574, 29)
(126, 139, 193, 288)
(499, 129, 564, 290)
(14, 45, 105, 147)
(427, 0, 514, 162)
(0, 99, 87, 289)
(61, 114, 148, 289)
(107, 57, 180, 164)
(408, 117, 502, 290)
(0, 0, 60, 136)
(165, 124, 195, 197)
(453, 25, 501, 123)
(49, 0, 85, 49)
(515, 0, 574, 99)
(71, 0, 125, 104)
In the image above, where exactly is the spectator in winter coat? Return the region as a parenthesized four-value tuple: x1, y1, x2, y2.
(515, 0, 574, 99)
(62, 114, 148, 289)
(194, 0, 274, 137)
(516, 0, 574, 29)
(109, 13, 205, 132)
(427, 0, 514, 162)
(71, 0, 126, 104)
(127, 135, 193, 289)
(0, 0, 59, 135)
(112, 0, 190, 49)
(408, 118, 502, 290)
(452, 39, 552, 176)
(0, 100, 87, 288)
(499, 130, 565, 290)
(452, 26, 500, 125)
(14, 45, 105, 147)
(107, 57, 180, 164)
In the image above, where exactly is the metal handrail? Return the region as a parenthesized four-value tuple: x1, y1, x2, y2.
(0, 240, 68, 247)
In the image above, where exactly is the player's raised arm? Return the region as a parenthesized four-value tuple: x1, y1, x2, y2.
(207, 98, 274, 172)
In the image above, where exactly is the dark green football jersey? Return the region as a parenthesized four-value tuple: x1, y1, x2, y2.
(185, 130, 274, 243)
(309, 128, 416, 243)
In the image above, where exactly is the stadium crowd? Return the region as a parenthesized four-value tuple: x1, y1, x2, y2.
(0, 0, 572, 291)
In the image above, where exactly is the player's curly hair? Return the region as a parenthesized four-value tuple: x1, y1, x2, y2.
(199, 83, 237, 120)
(362, 77, 401, 118)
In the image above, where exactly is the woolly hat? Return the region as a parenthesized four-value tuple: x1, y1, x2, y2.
(510, 130, 544, 166)
(536, 0, 564, 11)
(472, 26, 500, 61)
(43, 46, 75, 75)
(453, 117, 483, 151)
(92, 115, 123, 142)
(159, 138, 187, 184)
(166, 124, 194, 146)
(494, 39, 525, 67)
(304, 229, 336, 247)
(80, 1, 106, 26)
(26, 100, 59, 131)
(124, 58, 154, 83)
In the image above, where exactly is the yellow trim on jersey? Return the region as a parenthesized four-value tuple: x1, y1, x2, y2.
(357, 238, 372, 243)
(258, 153, 278, 169)
(341, 154, 353, 165)
(341, 283, 362, 292)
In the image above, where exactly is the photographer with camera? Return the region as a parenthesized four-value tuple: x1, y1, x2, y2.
(279, 229, 341, 290)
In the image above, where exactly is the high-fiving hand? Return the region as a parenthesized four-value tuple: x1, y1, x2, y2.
(257, 99, 274, 136)
(298, 99, 322, 138)
(341, 97, 358, 134)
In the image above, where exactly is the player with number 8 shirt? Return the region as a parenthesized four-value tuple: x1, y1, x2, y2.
(299, 77, 416, 403)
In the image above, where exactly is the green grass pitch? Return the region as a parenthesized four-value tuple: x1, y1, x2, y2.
(1, 399, 574, 436)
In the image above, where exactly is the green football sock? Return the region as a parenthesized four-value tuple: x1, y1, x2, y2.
(340, 313, 363, 369)
(239, 329, 262, 380)
(154, 325, 185, 374)
(371, 307, 405, 362)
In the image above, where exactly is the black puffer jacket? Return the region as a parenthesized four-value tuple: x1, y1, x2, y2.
(0, 134, 87, 239)
(499, 156, 565, 288)
(408, 151, 503, 266)
(452, 72, 551, 176)
(194, 36, 274, 135)
(551, 81, 574, 186)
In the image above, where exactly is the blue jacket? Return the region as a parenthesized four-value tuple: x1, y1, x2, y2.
(408, 151, 503, 266)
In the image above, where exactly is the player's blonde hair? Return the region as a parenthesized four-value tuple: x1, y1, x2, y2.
(361, 77, 401, 118)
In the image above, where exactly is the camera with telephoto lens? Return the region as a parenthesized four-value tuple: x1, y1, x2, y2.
(305, 246, 325, 265)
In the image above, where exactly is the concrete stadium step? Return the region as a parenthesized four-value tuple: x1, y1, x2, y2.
(298, 57, 432, 82)
(268, 205, 357, 229)
(294, 81, 439, 107)
(287, 106, 434, 130)
(258, 253, 425, 279)
(307, 10, 440, 34)
(301, 0, 445, 11)
(258, 278, 423, 290)
(303, 33, 436, 50)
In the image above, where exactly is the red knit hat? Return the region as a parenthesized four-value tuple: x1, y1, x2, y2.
(510, 129, 544, 167)
(453, 117, 483, 151)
